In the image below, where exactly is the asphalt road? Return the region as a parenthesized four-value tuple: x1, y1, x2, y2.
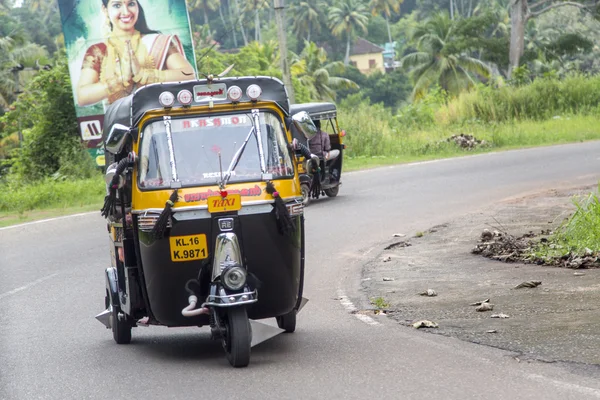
(2, 142, 600, 399)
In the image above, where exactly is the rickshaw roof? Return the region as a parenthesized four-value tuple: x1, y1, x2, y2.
(102, 76, 290, 138)
(289, 102, 337, 120)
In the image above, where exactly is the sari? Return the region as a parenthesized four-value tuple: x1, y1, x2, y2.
(81, 31, 186, 104)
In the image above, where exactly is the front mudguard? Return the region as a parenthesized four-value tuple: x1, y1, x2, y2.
(105, 267, 119, 309)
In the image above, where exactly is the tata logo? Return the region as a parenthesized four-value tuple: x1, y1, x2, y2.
(218, 218, 234, 231)
(80, 120, 102, 141)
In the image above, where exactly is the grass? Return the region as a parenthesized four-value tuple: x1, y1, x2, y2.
(344, 114, 600, 171)
(532, 189, 600, 260)
(2, 113, 600, 228)
(0, 175, 105, 227)
(370, 296, 390, 309)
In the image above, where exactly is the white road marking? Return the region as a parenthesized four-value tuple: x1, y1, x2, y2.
(0, 212, 96, 231)
(337, 290, 381, 326)
(0, 273, 60, 300)
(527, 374, 600, 398)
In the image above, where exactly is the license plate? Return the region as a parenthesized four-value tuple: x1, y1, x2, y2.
(169, 234, 208, 262)
(207, 194, 242, 213)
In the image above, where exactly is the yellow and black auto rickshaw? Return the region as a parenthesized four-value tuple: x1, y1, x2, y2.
(289, 102, 345, 206)
(95, 76, 314, 367)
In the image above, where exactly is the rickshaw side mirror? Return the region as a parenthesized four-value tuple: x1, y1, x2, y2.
(105, 123, 131, 155)
(291, 111, 318, 140)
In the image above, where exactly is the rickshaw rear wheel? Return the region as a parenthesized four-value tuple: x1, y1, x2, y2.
(276, 310, 296, 333)
(107, 290, 132, 345)
(301, 184, 311, 206)
(224, 307, 251, 368)
(324, 186, 339, 197)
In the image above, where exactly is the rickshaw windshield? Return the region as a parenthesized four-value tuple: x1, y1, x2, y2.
(138, 111, 294, 189)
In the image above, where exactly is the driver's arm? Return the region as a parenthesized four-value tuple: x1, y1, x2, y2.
(323, 130, 332, 152)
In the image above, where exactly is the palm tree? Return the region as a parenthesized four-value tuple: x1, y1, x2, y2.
(291, 0, 323, 43)
(328, 0, 370, 65)
(188, 0, 221, 27)
(245, 40, 280, 69)
(369, 0, 402, 44)
(0, 37, 48, 109)
(231, 0, 248, 46)
(242, 0, 270, 43)
(401, 12, 491, 99)
(292, 41, 359, 101)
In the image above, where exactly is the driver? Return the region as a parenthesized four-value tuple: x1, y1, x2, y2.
(308, 120, 339, 162)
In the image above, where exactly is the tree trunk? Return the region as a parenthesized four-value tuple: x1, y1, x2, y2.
(449, 0, 454, 19)
(203, 5, 209, 26)
(219, 4, 228, 34)
(344, 35, 351, 65)
(233, 0, 248, 45)
(255, 12, 260, 42)
(385, 14, 392, 44)
(509, 0, 527, 77)
(307, 20, 311, 43)
(228, 0, 239, 47)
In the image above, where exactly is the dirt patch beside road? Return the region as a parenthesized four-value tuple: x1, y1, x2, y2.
(362, 184, 600, 365)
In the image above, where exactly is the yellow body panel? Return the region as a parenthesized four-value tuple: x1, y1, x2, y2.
(131, 102, 301, 211)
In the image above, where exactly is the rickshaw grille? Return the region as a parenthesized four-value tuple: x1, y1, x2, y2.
(138, 213, 172, 232)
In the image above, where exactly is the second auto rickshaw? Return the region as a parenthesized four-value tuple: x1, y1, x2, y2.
(289, 102, 345, 206)
(96, 76, 314, 367)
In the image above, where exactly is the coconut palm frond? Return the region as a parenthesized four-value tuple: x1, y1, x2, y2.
(458, 56, 492, 78)
(401, 52, 432, 69)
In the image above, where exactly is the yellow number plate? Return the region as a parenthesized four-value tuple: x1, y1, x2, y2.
(169, 234, 208, 262)
(207, 194, 242, 213)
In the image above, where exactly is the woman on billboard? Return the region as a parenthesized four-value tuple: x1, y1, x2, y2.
(76, 0, 196, 106)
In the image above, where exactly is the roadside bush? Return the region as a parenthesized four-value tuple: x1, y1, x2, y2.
(338, 94, 399, 157)
(439, 74, 600, 124)
(2, 56, 98, 183)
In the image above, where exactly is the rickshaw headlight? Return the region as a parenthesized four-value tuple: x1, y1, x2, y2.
(227, 85, 243, 102)
(222, 265, 247, 291)
(246, 84, 262, 101)
(159, 91, 175, 108)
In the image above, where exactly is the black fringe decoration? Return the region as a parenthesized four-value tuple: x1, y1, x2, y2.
(310, 169, 321, 200)
(100, 157, 129, 218)
(266, 181, 296, 235)
(151, 189, 179, 240)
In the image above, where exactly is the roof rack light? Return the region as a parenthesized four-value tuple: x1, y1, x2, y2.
(246, 84, 262, 101)
(158, 91, 175, 108)
(227, 85, 243, 102)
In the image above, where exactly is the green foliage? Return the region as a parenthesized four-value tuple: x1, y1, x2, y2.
(533, 189, 600, 259)
(395, 86, 447, 128)
(370, 296, 390, 309)
(441, 74, 600, 124)
(366, 15, 390, 45)
(2, 56, 97, 182)
(338, 93, 399, 157)
(402, 12, 491, 99)
(0, 176, 104, 213)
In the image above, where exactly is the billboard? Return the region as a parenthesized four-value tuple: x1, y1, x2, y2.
(57, 0, 198, 166)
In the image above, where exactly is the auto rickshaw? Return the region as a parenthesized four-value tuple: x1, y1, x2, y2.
(95, 76, 315, 368)
(289, 102, 345, 206)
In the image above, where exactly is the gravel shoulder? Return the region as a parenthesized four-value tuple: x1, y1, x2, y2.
(361, 184, 600, 366)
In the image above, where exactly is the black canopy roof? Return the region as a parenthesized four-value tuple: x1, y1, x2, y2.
(289, 102, 337, 120)
(102, 76, 290, 139)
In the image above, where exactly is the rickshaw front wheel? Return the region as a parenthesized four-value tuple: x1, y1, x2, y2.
(276, 310, 296, 333)
(107, 290, 132, 345)
(324, 186, 339, 198)
(223, 307, 251, 368)
(301, 184, 311, 206)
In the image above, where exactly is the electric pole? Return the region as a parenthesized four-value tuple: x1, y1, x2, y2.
(274, 0, 295, 104)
